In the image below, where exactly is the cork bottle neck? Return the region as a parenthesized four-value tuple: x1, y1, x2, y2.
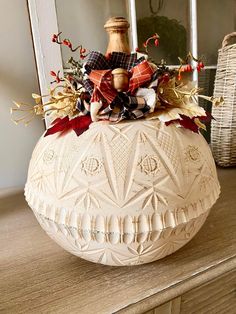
(104, 17, 131, 54)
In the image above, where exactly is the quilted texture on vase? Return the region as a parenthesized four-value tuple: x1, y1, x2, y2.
(25, 119, 220, 266)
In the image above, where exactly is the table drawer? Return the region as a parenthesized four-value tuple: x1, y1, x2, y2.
(145, 270, 236, 314)
(180, 270, 236, 314)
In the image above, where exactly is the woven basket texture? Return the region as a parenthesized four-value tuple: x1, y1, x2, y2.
(212, 32, 236, 166)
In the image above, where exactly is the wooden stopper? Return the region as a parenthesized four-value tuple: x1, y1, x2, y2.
(104, 17, 130, 55)
(111, 68, 129, 92)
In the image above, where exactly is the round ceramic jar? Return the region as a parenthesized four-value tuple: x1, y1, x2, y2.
(25, 119, 220, 266)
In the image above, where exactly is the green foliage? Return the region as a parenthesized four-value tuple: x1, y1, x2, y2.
(137, 16, 187, 63)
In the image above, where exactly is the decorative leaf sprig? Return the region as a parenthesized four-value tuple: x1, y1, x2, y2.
(168, 83, 224, 108)
(10, 100, 44, 126)
(10, 79, 85, 125)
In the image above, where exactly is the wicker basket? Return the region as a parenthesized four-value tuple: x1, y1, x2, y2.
(211, 32, 236, 167)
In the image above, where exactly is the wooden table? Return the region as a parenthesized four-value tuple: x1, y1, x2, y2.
(1, 168, 236, 314)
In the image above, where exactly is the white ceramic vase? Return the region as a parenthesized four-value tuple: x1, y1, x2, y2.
(25, 119, 220, 266)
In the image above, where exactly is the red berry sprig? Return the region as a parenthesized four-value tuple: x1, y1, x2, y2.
(52, 33, 60, 43)
(142, 33, 160, 53)
(177, 64, 193, 81)
(51, 32, 88, 59)
(162, 73, 170, 83)
(196, 61, 204, 72)
(50, 70, 64, 84)
(62, 39, 72, 49)
(177, 53, 205, 80)
(182, 64, 193, 73)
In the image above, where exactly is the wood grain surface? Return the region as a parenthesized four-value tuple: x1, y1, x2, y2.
(180, 270, 236, 314)
(0, 168, 236, 314)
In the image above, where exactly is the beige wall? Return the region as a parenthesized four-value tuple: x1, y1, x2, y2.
(0, 0, 44, 189)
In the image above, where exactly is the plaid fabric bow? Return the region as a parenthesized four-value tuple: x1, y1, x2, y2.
(88, 60, 155, 104)
(45, 52, 157, 137)
(89, 60, 154, 104)
(98, 92, 151, 122)
(83, 51, 146, 96)
(81, 51, 156, 122)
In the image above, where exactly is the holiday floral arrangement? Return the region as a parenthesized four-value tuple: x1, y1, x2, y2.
(11, 31, 224, 136)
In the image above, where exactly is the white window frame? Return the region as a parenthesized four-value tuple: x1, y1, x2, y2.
(27, 0, 63, 127)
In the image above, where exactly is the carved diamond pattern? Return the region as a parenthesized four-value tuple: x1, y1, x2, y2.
(158, 130, 178, 172)
(110, 136, 131, 179)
